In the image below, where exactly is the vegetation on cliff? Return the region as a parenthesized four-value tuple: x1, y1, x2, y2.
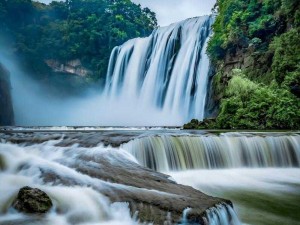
(0, 0, 157, 84)
(186, 0, 299, 130)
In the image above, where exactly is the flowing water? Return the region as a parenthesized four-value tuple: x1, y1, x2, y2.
(0, 140, 139, 225)
(121, 131, 300, 225)
(1, 6, 298, 225)
(0, 129, 242, 225)
(1, 129, 299, 224)
(102, 16, 213, 125)
(123, 133, 300, 171)
(170, 169, 300, 225)
(4, 16, 213, 126)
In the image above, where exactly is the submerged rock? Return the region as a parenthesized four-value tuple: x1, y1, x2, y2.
(12, 186, 53, 214)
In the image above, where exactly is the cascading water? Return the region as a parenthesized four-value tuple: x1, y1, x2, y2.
(102, 16, 213, 125)
(205, 204, 241, 225)
(0, 141, 138, 225)
(2, 16, 213, 126)
(121, 131, 300, 224)
(180, 204, 240, 225)
(0, 132, 242, 225)
(123, 133, 300, 172)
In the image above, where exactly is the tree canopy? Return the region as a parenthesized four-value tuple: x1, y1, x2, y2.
(0, 0, 157, 82)
(197, 0, 300, 130)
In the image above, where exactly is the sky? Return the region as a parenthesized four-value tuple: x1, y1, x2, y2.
(37, 0, 216, 26)
(132, 0, 215, 26)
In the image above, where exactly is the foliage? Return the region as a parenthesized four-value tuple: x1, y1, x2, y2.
(270, 28, 300, 85)
(183, 119, 217, 130)
(208, 0, 299, 62)
(0, 0, 157, 82)
(205, 0, 300, 129)
(216, 71, 300, 129)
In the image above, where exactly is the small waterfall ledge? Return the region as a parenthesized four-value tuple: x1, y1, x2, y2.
(205, 203, 241, 225)
(123, 133, 300, 172)
(182, 203, 241, 225)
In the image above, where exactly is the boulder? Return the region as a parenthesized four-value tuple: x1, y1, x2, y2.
(12, 186, 53, 214)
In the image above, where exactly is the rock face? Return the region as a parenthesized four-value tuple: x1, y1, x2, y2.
(0, 63, 14, 126)
(12, 186, 53, 214)
(45, 59, 92, 77)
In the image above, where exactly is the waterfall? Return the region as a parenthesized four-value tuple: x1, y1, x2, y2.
(102, 16, 213, 125)
(181, 204, 240, 225)
(123, 133, 300, 172)
(0, 135, 241, 225)
(205, 204, 241, 225)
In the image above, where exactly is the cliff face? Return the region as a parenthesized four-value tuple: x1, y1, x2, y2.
(200, 0, 300, 130)
(0, 63, 14, 126)
(45, 59, 93, 77)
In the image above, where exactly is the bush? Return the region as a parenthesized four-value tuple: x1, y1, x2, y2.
(271, 28, 300, 85)
(216, 73, 300, 129)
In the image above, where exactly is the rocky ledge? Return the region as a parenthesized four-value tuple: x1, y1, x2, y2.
(45, 59, 92, 77)
(41, 150, 231, 224)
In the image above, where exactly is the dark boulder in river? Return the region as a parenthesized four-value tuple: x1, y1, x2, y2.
(0, 63, 14, 126)
(12, 186, 53, 214)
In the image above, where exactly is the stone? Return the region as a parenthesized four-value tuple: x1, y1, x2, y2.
(45, 59, 92, 77)
(0, 63, 14, 126)
(12, 186, 53, 214)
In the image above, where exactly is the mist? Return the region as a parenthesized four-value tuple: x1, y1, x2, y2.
(0, 0, 215, 127)
(0, 53, 90, 126)
(0, 52, 183, 126)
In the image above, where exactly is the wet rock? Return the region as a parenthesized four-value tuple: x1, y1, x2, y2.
(0, 63, 14, 126)
(45, 59, 92, 77)
(40, 151, 231, 224)
(0, 154, 6, 170)
(12, 186, 53, 213)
